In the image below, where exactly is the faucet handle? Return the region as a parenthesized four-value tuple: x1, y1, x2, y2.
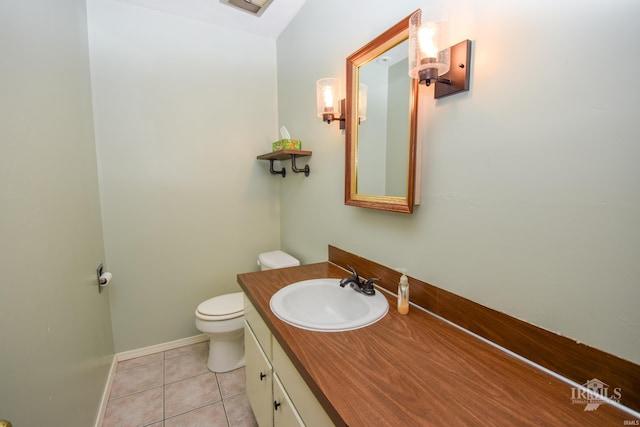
(365, 277, 380, 288)
(362, 277, 379, 295)
(346, 264, 359, 280)
(339, 265, 361, 288)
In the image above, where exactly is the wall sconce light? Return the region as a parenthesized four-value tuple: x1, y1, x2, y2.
(316, 79, 368, 129)
(408, 8, 471, 99)
(316, 78, 345, 129)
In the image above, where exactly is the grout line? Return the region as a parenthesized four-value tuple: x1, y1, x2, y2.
(216, 372, 232, 427)
(108, 384, 164, 402)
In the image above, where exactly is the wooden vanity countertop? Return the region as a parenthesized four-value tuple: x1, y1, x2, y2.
(238, 262, 635, 426)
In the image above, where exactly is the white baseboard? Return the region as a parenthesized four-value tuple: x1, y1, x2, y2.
(116, 334, 209, 362)
(94, 334, 209, 426)
(94, 356, 117, 427)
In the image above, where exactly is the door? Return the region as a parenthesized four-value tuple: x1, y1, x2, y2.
(0, 1, 114, 424)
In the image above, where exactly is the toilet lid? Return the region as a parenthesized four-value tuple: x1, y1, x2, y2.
(258, 250, 300, 269)
(197, 292, 244, 317)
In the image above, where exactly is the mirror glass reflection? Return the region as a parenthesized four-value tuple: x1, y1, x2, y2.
(356, 40, 410, 197)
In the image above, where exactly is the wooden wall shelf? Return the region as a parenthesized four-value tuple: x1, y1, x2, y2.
(257, 150, 312, 177)
(257, 150, 312, 161)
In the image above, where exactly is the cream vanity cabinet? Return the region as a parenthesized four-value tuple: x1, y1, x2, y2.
(244, 295, 334, 427)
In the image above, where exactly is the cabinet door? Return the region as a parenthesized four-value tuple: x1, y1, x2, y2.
(245, 321, 273, 427)
(273, 374, 305, 427)
(272, 340, 334, 426)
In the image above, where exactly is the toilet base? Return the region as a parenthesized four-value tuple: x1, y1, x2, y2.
(204, 328, 245, 373)
(195, 313, 245, 373)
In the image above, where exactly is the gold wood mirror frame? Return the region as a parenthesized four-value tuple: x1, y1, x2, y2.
(345, 11, 419, 214)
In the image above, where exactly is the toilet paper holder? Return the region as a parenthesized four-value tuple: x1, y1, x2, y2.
(96, 263, 112, 294)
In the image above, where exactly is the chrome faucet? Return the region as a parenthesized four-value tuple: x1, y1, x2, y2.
(339, 265, 379, 296)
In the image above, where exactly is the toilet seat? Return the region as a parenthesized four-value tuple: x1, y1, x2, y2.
(196, 292, 244, 321)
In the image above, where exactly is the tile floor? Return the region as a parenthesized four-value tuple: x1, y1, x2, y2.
(102, 341, 258, 427)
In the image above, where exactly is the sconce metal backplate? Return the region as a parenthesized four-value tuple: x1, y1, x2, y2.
(435, 39, 472, 99)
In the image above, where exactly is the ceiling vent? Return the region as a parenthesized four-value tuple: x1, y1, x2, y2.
(220, 0, 274, 16)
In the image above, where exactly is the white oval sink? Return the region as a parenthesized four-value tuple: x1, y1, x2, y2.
(269, 278, 389, 332)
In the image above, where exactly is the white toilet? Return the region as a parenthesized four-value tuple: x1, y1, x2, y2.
(195, 250, 300, 372)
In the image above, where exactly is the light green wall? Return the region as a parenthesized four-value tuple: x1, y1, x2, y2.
(0, 0, 114, 425)
(278, 0, 640, 364)
(87, 0, 281, 352)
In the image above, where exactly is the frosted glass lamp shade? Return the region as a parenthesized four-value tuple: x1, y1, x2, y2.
(358, 83, 368, 122)
(316, 78, 341, 121)
(408, 8, 450, 84)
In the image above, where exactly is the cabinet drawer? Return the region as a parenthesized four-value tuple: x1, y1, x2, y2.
(272, 339, 334, 427)
(244, 294, 272, 359)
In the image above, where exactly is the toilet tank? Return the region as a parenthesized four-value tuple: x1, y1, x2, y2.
(257, 250, 300, 271)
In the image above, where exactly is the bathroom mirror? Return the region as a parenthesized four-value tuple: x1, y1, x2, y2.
(345, 11, 419, 214)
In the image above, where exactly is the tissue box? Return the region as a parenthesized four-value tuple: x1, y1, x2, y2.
(272, 139, 301, 152)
